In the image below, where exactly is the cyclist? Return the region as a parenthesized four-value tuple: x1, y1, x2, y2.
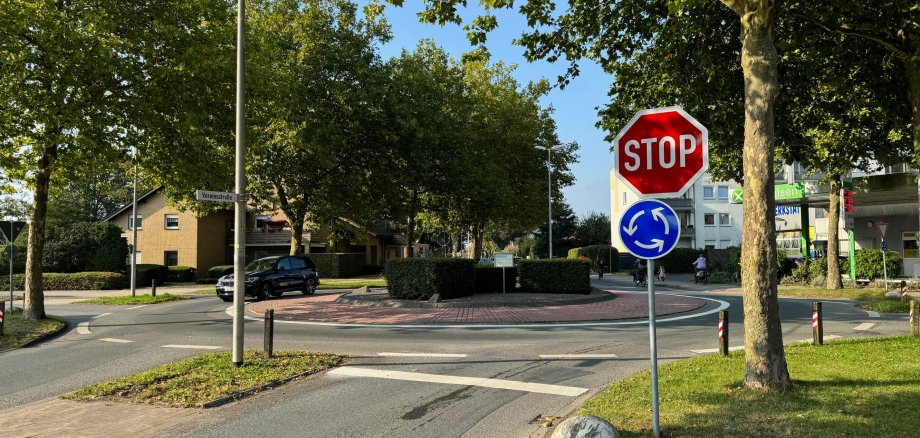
(692, 253, 708, 283)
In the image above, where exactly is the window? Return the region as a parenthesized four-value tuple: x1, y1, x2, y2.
(720, 240, 733, 249)
(288, 257, 306, 269)
(277, 258, 293, 271)
(704, 240, 716, 250)
(719, 213, 731, 226)
(703, 186, 715, 200)
(904, 232, 919, 258)
(164, 251, 178, 267)
(622, 192, 627, 205)
(717, 186, 729, 200)
(165, 214, 179, 230)
(704, 214, 715, 226)
(128, 215, 143, 230)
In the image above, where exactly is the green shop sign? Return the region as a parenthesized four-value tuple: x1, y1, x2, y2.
(729, 183, 805, 204)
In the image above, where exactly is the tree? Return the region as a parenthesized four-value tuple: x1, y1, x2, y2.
(574, 211, 612, 247)
(46, 170, 133, 232)
(245, 0, 392, 255)
(385, 0, 791, 390)
(533, 201, 578, 259)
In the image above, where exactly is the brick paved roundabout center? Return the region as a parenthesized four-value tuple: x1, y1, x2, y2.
(246, 288, 710, 325)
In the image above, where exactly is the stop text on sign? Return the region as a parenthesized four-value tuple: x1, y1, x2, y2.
(613, 106, 709, 198)
(621, 135, 699, 171)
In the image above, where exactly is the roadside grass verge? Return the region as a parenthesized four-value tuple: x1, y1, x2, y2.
(579, 337, 920, 437)
(0, 312, 67, 351)
(778, 287, 910, 313)
(318, 275, 386, 290)
(73, 294, 190, 305)
(64, 350, 344, 407)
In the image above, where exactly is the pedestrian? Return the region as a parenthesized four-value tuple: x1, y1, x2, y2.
(658, 265, 666, 282)
(598, 258, 606, 279)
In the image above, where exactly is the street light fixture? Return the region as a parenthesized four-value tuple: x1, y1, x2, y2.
(535, 145, 564, 258)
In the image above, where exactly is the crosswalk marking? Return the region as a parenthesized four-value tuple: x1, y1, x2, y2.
(539, 354, 618, 359)
(328, 367, 588, 397)
(100, 338, 133, 344)
(161, 344, 222, 350)
(378, 352, 467, 358)
(854, 323, 875, 331)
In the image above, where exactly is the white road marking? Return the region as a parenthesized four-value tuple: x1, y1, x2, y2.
(328, 367, 588, 397)
(76, 322, 92, 335)
(127, 305, 148, 310)
(378, 352, 467, 358)
(867, 311, 881, 318)
(690, 346, 743, 354)
(161, 344, 222, 350)
(539, 354, 618, 359)
(92, 312, 111, 319)
(795, 335, 842, 343)
(854, 323, 875, 331)
(100, 338, 134, 344)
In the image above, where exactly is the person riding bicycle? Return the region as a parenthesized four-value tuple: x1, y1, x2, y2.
(692, 254, 708, 282)
(634, 258, 647, 285)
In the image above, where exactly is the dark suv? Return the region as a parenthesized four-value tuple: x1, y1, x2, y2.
(216, 255, 320, 302)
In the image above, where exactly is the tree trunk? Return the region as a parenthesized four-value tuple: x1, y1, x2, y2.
(470, 224, 482, 260)
(826, 176, 843, 289)
(732, 0, 792, 391)
(24, 144, 57, 320)
(289, 214, 305, 255)
(407, 191, 417, 258)
(452, 232, 460, 257)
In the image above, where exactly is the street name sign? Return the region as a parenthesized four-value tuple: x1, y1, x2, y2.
(613, 106, 709, 198)
(618, 199, 681, 260)
(196, 190, 242, 203)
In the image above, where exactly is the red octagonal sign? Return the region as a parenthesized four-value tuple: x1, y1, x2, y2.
(613, 106, 709, 198)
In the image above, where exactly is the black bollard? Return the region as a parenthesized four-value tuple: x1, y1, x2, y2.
(151, 279, 157, 297)
(264, 309, 274, 358)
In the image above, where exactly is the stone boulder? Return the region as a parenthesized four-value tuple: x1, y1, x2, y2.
(885, 291, 902, 299)
(550, 415, 618, 438)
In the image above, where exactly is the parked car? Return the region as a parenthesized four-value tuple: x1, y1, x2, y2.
(216, 255, 319, 302)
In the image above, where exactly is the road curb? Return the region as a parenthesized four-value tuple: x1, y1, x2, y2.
(0, 315, 69, 353)
(333, 287, 615, 309)
(201, 365, 340, 409)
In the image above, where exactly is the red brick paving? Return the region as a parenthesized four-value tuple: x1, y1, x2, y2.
(248, 291, 707, 325)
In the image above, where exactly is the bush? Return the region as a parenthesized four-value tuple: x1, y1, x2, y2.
(707, 271, 734, 284)
(657, 248, 706, 274)
(43, 222, 128, 273)
(854, 249, 902, 279)
(568, 245, 619, 273)
(135, 264, 168, 287)
(207, 265, 234, 278)
(0, 272, 128, 290)
(308, 253, 365, 278)
(167, 266, 196, 282)
(474, 266, 517, 293)
(196, 277, 219, 284)
(384, 258, 476, 300)
(363, 264, 384, 275)
(519, 259, 591, 294)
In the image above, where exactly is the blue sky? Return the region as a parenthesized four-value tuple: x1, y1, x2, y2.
(374, 3, 613, 218)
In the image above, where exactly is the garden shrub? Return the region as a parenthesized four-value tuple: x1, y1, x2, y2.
(196, 277, 219, 284)
(474, 266, 517, 293)
(519, 259, 590, 294)
(207, 265, 234, 278)
(384, 258, 476, 300)
(854, 249, 902, 279)
(135, 264, 168, 286)
(568, 245, 619, 273)
(308, 253, 365, 278)
(657, 248, 707, 274)
(167, 266, 196, 282)
(0, 272, 128, 290)
(43, 222, 127, 273)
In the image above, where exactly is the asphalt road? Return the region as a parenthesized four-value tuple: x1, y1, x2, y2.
(0, 277, 907, 437)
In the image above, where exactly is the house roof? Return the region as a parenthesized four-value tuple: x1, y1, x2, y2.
(103, 187, 162, 221)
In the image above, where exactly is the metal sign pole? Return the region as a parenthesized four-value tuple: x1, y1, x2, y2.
(9, 221, 13, 311)
(232, 0, 247, 367)
(647, 259, 660, 438)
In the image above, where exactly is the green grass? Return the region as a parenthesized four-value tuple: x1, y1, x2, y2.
(64, 349, 344, 407)
(778, 287, 911, 313)
(73, 294, 190, 305)
(317, 275, 386, 290)
(579, 337, 920, 437)
(0, 312, 67, 351)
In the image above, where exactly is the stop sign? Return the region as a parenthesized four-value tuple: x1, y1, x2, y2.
(613, 106, 709, 198)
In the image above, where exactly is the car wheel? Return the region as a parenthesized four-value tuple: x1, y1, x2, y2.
(257, 283, 272, 301)
(302, 278, 317, 295)
(220, 296, 233, 303)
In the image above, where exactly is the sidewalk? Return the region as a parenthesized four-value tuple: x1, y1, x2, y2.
(4, 284, 210, 308)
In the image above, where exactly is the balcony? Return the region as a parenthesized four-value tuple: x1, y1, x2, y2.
(662, 198, 693, 211)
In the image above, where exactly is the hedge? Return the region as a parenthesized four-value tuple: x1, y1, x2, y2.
(657, 248, 706, 274)
(43, 222, 127, 273)
(854, 249, 902, 279)
(519, 259, 591, 294)
(474, 266, 517, 293)
(167, 266, 197, 282)
(308, 253, 365, 278)
(384, 258, 476, 300)
(208, 265, 234, 278)
(135, 264, 169, 286)
(567, 246, 619, 273)
(0, 272, 128, 290)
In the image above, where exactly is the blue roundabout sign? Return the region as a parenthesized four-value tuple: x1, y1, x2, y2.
(618, 199, 681, 260)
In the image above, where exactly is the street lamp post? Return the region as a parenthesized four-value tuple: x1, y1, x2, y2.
(232, 0, 247, 367)
(130, 150, 138, 298)
(535, 145, 563, 258)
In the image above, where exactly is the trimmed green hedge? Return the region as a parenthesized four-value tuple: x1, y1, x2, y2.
(135, 264, 168, 287)
(568, 245, 619, 273)
(854, 249, 902, 279)
(196, 277, 219, 284)
(0, 272, 128, 290)
(309, 253, 365, 278)
(208, 265, 234, 278)
(519, 259, 591, 294)
(384, 258, 476, 300)
(657, 248, 706, 274)
(43, 222, 128, 273)
(167, 266, 196, 282)
(474, 266, 517, 293)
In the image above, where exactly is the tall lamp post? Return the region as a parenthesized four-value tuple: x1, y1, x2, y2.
(130, 148, 138, 297)
(232, 0, 247, 367)
(535, 145, 564, 258)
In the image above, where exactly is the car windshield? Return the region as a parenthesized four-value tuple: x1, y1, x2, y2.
(246, 257, 278, 272)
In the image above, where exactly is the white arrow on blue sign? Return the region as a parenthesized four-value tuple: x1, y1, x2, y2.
(618, 199, 681, 260)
